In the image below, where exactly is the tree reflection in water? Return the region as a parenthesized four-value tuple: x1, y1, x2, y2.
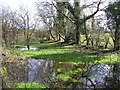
(2, 59, 120, 89)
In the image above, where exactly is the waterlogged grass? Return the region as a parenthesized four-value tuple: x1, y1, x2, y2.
(56, 74, 70, 81)
(15, 82, 47, 89)
(11, 41, 120, 63)
(97, 53, 120, 64)
(56, 66, 87, 84)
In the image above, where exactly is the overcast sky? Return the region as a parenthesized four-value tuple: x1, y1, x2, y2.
(0, 0, 112, 10)
(0, 0, 114, 14)
(0, 0, 38, 11)
(0, 0, 114, 28)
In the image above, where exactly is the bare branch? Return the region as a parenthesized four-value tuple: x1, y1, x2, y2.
(83, 1, 101, 23)
(82, 2, 98, 10)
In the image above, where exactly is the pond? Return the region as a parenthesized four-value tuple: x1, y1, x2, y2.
(2, 59, 120, 88)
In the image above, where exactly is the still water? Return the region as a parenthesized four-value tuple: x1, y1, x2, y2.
(20, 46, 38, 51)
(2, 59, 120, 88)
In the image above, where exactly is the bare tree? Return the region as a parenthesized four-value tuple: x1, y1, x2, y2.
(17, 8, 38, 50)
(36, 2, 56, 41)
(2, 8, 11, 48)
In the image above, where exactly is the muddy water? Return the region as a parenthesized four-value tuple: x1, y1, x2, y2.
(2, 59, 120, 88)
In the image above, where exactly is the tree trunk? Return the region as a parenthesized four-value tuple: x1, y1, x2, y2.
(26, 39, 30, 50)
(91, 38, 94, 47)
(84, 20, 89, 46)
(75, 21, 80, 45)
(27, 44, 30, 50)
(113, 63, 120, 88)
(2, 31, 8, 47)
(105, 38, 109, 49)
(114, 24, 120, 51)
(49, 28, 55, 40)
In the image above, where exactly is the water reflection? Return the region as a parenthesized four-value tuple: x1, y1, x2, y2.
(2, 59, 120, 88)
(84, 64, 113, 88)
(28, 59, 55, 86)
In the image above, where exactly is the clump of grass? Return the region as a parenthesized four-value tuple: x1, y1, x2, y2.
(2, 49, 27, 62)
(15, 82, 47, 89)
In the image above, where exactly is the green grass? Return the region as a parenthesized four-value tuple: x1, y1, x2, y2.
(10, 41, 120, 64)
